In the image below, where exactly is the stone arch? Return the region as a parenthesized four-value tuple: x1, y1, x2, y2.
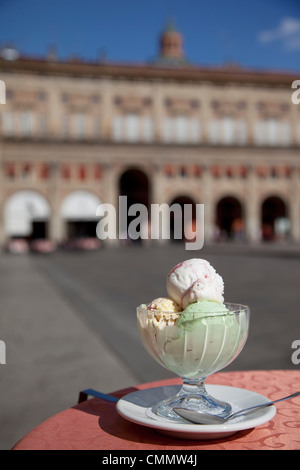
(216, 195, 244, 240)
(119, 167, 150, 208)
(4, 189, 51, 240)
(61, 189, 101, 239)
(261, 195, 289, 241)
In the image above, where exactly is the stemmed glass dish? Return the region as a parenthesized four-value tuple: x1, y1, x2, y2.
(137, 302, 249, 422)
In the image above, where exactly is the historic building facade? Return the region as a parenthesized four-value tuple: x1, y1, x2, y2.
(0, 25, 300, 247)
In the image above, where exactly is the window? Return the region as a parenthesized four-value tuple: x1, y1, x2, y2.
(21, 163, 31, 178)
(163, 116, 201, 144)
(193, 165, 202, 177)
(91, 94, 100, 104)
(254, 119, 291, 146)
(2, 111, 14, 136)
(180, 166, 187, 177)
(112, 114, 142, 142)
(61, 164, 71, 180)
(38, 91, 47, 101)
(20, 111, 33, 136)
(164, 164, 174, 177)
(40, 163, 50, 180)
(125, 113, 139, 142)
(175, 115, 187, 143)
(4, 162, 16, 179)
(114, 96, 122, 106)
(78, 165, 86, 180)
(209, 117, 247, 145)
(223, 117, 234, 145)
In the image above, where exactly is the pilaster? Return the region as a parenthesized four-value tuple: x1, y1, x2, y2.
(290, 166, 300, 242)
(245, 165, 261, 243)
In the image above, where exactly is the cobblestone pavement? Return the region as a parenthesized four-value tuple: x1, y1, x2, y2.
(1, 242, 300, 449)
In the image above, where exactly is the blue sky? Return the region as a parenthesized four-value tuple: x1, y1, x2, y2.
(0, 0, 299, 72)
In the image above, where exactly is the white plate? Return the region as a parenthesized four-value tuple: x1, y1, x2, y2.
(116, 384, 276, 440)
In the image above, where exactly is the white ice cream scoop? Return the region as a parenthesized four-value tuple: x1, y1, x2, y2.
(167, 258, 224, 309)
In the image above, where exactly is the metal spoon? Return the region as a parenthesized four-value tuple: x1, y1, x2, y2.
(173, 390, 300, 425)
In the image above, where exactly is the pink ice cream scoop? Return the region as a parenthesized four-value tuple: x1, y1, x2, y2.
(166, 258, 224, 309)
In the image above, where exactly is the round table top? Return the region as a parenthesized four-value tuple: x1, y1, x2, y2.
(12, 370, 300, 450)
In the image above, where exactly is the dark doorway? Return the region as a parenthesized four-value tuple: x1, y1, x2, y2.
(119, 168, 150, 241)
(67, 221, 98, 239)
(169, 195, 197, 243)
(216, 196, 243, 240)
(31, 221, 47, 239)
(262, 196, 287, 241)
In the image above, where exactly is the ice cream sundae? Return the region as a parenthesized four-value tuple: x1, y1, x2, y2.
(137, 258, 249, 420)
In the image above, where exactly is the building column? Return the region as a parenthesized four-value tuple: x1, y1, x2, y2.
(247, 93, 257, 145)
(49, 212, 65, 243)
(101, 80, 113, 140)
(149, 163, 169, 245)
(245, 165, 261, 243)
(202, 165, 214, 243)
(101, 163, 119, 245)
(48, 162, 65, 243)
(290, 99, 299, 146)
(0, 160, 5, 246)
(0, 136, 6, 246)
(201, 86, 210, 144)
(152, 83, 164, 142)
(290, 166, 300, 242)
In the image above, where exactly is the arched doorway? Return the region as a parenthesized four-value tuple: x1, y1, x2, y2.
(61, 190, 101, 240)
(119, 168, 149, 241)
(261, 196, 289, 241)
(169, 195, 197, 243)
(216, 196, 244, 241)
(119, 168, 149, 207)
(4, 190, 51, 240)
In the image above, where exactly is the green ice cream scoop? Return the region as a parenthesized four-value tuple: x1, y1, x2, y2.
(176, 300, 232, 331)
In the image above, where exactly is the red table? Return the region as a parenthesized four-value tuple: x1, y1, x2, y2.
(12, 370, 300, 450)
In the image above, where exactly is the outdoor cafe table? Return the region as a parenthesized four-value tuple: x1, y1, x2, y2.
(12, 370, 300, 450)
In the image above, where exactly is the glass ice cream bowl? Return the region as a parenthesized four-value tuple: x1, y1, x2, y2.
(137, 302, 250, 422)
